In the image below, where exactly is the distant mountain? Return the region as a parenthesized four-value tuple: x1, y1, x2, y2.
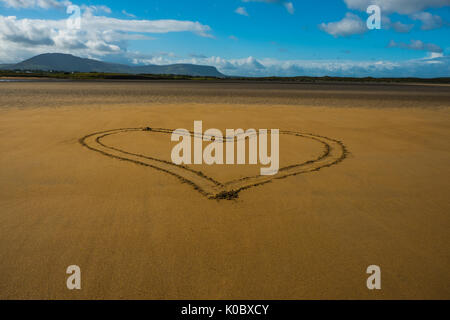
(1, 53, 225, 77)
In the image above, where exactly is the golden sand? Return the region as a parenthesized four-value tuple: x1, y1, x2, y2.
(0, 81, 449, 299)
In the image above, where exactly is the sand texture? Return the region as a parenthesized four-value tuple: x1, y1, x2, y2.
(0, 81, 449, 299)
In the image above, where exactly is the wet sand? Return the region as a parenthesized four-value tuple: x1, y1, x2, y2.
(0, 81, 449, 299)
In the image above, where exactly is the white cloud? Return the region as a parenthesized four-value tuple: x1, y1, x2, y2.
(319, 13, 366, 37)
(391, 21, 414, 33)
(0, 0, 71, 9)
(81, 5, 111, 15)
(131, 51, 178, 65)
(242, 0, 295, 14)
(137, 53, 449, 78)
(388, 39, 443, 53)
(235, 7, 249, 16)
(0, 0, 113, 15)
(411, 12, 443, 30)
(344, 0, 450, 15)
(81, 15, 212, 37)
(427, 52, 444, 59)
(321, 1, 449, 34)
(283, 2, 294, 14)
(0, 13, 213, 62)
(381, 16, 414, 33)
(122, 10, 136, 18)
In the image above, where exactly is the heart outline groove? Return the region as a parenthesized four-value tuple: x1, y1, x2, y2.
(79, 127, 348, 200)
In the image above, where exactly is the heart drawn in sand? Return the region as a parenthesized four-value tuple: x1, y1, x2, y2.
(80, 127, 348, 200)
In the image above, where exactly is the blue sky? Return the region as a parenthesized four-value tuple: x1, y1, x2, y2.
(0, 0, 449, 77)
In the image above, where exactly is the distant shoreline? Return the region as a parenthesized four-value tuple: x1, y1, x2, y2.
(1, 71, 450, 85)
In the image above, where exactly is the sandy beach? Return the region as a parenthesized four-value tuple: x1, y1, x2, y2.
(0, 81, 449, 299)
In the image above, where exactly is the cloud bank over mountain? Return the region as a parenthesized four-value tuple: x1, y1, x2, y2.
(129, 54, 450, 78)
(0, 8, 213, 63)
